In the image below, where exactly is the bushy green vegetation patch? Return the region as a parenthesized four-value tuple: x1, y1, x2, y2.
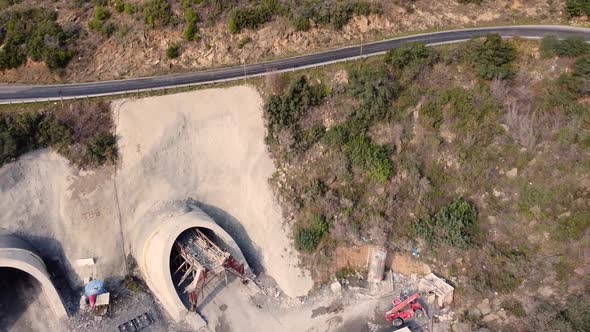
(385, 42, 439, 83)
(166, 43, 180, 58)
(502, 299, 526, 317)
(0, 8, 75, 70)
(290, 0, 380, 31)
(348, 65, 397, 124)
(411, 198, 479, 249)
(295, 213, 330, 252)
(565, 0, 590, 18)
(555, 212, 590, 241)
(344, 135, 392, 183)
(464, 34, 516, 80)
(540, 36, 590, 58)
(143, 0, 172, 28)
(0, 101, 117, 168)
(228, 0, 279, 34)
(89, 6, 117, 38)
(529, 297, 590, 331)
(264, 76, 327, 137)
(543, 54, 590, 114)
(183, 7, 199, 41)
(227, 0, 380, 33)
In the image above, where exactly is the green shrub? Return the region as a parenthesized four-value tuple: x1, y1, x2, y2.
(344, 135, 393, 183)
(183, 7, 198, 41)
(0, 39, 26, 69)
(228, 5, 272, 34)
(123, 3, 136, 14)
(541, 36, 590, 58)
(294, 214, 330, 252)
(464, 34, 516, 80)
(143, 0, 172, 28)
(290, 0, 380, 31)
(551, 296, 590, 331)
(114, 0, 125, 13)
(238, 36, 251, 49)
(573, 55, 590, 78)
(555, 212, 590, 241)
(0, 9, 74, 70)
(502, 299, 526, 318)
(386, 42, 439, 83)
(565, 0, 590, 18)
(292, 125, 326, 153)
(94, 5, 111, 20)
(86, 133, 117, 165)
(166, 43, 180, 58)
(348, 65, 397, 124)
(411, 198, 479, 249)
(89, 6, 117, 38)
(263, 76, 326, 137)
(386, 42, 439, 70)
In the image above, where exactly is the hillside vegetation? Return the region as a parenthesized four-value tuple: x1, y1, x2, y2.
(263, 35, 590, 330)
(0, 0, 568, 83)
(0, 101, 117, 168)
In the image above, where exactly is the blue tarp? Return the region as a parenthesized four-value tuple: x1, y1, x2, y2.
(84, 279, 106, 297)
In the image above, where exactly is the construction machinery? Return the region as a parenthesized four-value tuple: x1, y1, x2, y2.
(385, 291, 427, 326)
(171, 228, 248, 311)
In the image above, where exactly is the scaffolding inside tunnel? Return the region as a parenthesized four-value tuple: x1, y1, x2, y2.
(171, 228, 248, 311)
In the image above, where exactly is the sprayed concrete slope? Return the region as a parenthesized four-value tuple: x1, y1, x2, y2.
(0, 151, 126, 288)
(114, 86, 313, 298)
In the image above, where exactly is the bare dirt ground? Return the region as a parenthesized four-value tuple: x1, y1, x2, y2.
(0, 0, 568, 83)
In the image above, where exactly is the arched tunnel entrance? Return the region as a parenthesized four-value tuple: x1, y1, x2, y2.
(0, 232, 68, 331)
(0, 267, 61, 332)
(131, 200, 251, 328)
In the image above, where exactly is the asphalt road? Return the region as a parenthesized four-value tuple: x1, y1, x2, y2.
(1, 25, 590, 103)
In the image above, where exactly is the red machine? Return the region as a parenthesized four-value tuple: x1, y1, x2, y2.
(384, 292, 427, 326)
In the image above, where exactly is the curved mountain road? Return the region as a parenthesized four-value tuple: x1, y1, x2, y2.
(1, 25, 589, 103)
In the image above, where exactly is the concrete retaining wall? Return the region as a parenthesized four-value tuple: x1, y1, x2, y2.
(0, 232, 68, 320)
